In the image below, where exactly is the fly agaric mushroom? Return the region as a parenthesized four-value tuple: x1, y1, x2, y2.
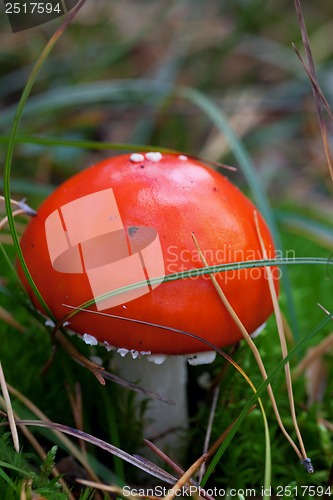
(18, 152, 279, 454)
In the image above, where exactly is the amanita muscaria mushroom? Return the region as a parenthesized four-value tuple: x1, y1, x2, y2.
(18, 152, 279, 452)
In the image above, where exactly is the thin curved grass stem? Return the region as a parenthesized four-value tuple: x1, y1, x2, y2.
(6, 383, 102, 485)
(198, 385, 220, 483)
(3, 0, 87, 320)
(253, 211, 308, 459)
(191, 232, 303, 461)
(163, 454, 208, 500)
(0, 394, 75, 500)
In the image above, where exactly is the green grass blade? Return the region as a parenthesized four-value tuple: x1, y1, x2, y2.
(60, 256, 332, 321)
(0, 460, 34, 479)
(0, 135, 178, 154)
(0, 243, 19, 283)
(0, 178, 54, 197)
(277, 211, 333, 249)
(262, 407, 272, 500)
(0, 465, 16, 488)
(2, 0, 87, 319)
(0, 80, 172, 126)
(200, 312, 333, 486)
(99, 388, 126, 483)
(175, 85, 300, 340)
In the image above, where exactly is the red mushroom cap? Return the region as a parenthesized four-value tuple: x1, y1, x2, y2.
(18, 153, 279, 355)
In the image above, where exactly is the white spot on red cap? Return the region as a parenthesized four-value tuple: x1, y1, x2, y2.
(45, 319, 55, 328)
(103, 341, 114, 352)
(178, 155, 188, 161)
(130, 153, 145, 163)
(250, 322, 266, 339)
(117, 348, 129, 357)
(83, 333, 98, 346)
(145, 152, 162, 162)
(147, 354, 167, 364)
(187, 351, 216, 366)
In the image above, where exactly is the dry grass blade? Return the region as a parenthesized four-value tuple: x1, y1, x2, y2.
(207, 405, 257, 458)
(318, 417, 333, 433)
(191, 156, 237, 172)
(163, 454, 208, 500)
(20, 478, 33, 500)
(0, 305, 26, 332)
(198, 385, 220, 483)
(101, 370, 175, 405)
(191, 232, 303, 461)
(0, 196, 37, 247)
(0, 196, 37, 232)
(54, 318, 175, 403)
(0, 209, 25, 231)
(6, 383, 101, 486)
(66, 382, 87, 457)
(10, 419, 178, 484)
(294, 331, 333, 376)
(0, 195, 37, 216)
(143, 440, 215, 500)
(0, 361, 19, 453)
(293, 0, 333, 180)
(254, 211, 309, 464)
(54, 330, 106, 385)
(317, 303, 333, 318)
(143, 439, 185, 476)
(76, 480, 158, 499)
(291, 44, 333, 119)
(0, 394, 75, 500)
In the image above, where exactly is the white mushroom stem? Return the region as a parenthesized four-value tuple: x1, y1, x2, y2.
(114, 354, 188, 459)
(113, 349, 217, 461)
